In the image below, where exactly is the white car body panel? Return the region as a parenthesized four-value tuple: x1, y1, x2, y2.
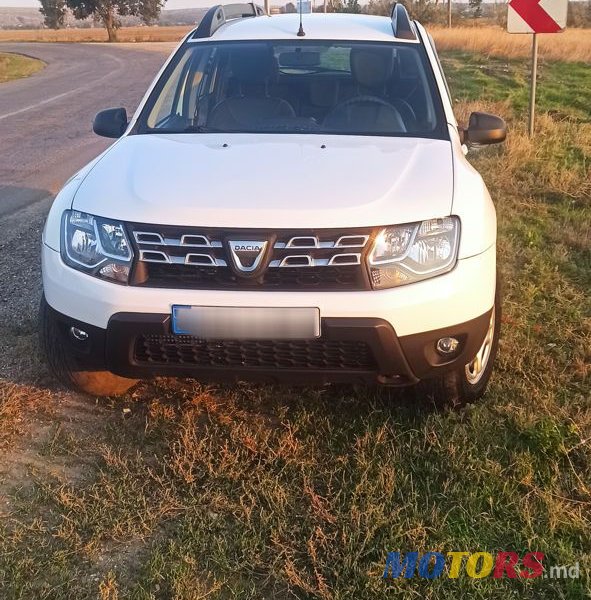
(448, 124, 497, 259)
(71, 133, 454, 230)
(194, 13, 420, 44)
(43, 243, 495, 336)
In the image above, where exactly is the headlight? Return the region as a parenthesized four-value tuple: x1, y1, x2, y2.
(61, 210, 132, 283)
(367, 217, 460, 289)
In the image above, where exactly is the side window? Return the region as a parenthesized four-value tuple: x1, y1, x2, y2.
(427, 33, 453, 107)
(147, 52, 193, 128)
(185, 49, 216, 125)
(147, 48, 212, 128)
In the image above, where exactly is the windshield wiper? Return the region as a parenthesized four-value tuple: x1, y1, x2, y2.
(181, 125, 222, 133)
(144, 125, 222, 134)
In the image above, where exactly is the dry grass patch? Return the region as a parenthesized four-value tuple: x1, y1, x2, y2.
(0, 381, 52, 448)
(0, 25, 191, 44)
(0, 52, 44, 83)
(432, 26, 591, 63)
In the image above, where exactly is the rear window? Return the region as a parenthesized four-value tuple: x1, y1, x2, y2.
(137, 40, 448, 139)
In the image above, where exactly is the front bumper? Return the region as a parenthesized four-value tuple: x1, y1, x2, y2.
(44, 302, 492, 387)
(42, 243, 495, 386)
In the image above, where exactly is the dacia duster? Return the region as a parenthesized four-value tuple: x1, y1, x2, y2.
(41, 4, 506, 402)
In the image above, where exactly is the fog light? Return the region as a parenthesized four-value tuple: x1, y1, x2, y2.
(436, 336, 459, 355)
(70, 327, 89, 341)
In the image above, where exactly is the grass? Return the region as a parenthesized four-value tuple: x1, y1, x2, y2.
(0, 24, 590, 64)
(442, 51, 591, 121)
(0, 52, 44, 83)
(0, 51, 590, 598)
(431, 26, 591, 63)
(0, 25, 191, 43)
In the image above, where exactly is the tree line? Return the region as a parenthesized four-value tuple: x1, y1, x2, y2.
(39, 0, 591, 42)
(323, 0, 591, 27)
(39, 0, 165, 41)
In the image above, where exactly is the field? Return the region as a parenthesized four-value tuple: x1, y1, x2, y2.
(0, 41, 590, 600)
(0, 51, 44, 82)
(432, 26, 591, 63)
(0, 25, 191, 43)
(0, 24, 590, 63)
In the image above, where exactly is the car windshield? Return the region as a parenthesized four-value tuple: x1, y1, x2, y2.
(137, 40, 447, 139)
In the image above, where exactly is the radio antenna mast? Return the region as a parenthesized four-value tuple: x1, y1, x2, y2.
(297, 0, 306, 36)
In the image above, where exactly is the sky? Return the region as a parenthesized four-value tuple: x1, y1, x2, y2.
(0, 0, 213, 8)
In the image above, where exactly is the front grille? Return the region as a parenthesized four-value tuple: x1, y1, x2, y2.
(141, 263, 361, 289)
(134, 335, 377, 370)
(128, 224, 374, 291)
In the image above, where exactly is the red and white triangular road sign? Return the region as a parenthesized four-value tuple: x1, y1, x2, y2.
(507, 0, 567, 33)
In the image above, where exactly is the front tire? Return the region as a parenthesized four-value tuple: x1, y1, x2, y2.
(39, 297, 138, 397)
(423, 292, 501, 407)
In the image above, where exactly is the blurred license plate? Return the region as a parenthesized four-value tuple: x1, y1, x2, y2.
(171, 306, 320, 340)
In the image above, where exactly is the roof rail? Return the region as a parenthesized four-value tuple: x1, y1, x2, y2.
(391, 3, 416, 40)
(194, 3, 265, 39)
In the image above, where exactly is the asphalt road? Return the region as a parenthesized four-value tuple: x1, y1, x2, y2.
(0, 43, 167, 380)
(0, 43, 167, 217)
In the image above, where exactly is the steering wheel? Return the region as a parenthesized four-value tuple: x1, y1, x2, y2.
(391, 98, 417, 129)
(324, 95, 407, 132)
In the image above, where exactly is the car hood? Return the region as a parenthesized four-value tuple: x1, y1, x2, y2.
(73, 133, 453, 228)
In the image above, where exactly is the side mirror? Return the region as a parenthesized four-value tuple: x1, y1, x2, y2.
(93, 107, 128, 138)
(460, 112, 506, 145)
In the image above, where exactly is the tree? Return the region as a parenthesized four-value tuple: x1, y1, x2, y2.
(567, 0, 591, 27)
(344, 0, 361, 13)
(365, 0, 394, 16)
(328, 0, 360, 12)
(364, 0, 442, 23)
(65, 0, 165, 42)
(468, 0, 482, 19)
(39, 0, 67, 29)
(327, 0, 343, 11)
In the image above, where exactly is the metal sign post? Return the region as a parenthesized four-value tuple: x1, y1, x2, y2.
(528, 33, 538, 137)
(507, 0, 567, 137)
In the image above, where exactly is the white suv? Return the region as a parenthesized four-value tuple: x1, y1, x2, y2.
(40, 4, 506, 403)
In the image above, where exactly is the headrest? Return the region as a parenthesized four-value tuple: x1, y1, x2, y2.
(309, 79, 339, 107)
(230, 45, 276, 84)
(350, 47, 394, 89)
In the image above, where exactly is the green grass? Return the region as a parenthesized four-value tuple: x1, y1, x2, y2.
(0, 54, 589, 599)
(0, 52, 44, 83)
(441, 51, 591, 122)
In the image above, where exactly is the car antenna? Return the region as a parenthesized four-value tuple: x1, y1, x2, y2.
(297, 0, 305, 36)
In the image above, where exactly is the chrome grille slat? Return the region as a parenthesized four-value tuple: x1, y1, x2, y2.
(185, 253, 217, 266)
(134, 232, 165, 245)
(269, 253, 360, 268)
(279, 255, 314, 267)
(335, 235, 369, 248)
(139, 249, 170, 263)
(328, 253, 361, 266)
(274, 236, 368, 249)
(180, 234, 212, 247)
(285, 236, 320, 249)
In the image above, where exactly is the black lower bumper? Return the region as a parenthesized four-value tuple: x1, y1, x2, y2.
(47, 305, 492, 387)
